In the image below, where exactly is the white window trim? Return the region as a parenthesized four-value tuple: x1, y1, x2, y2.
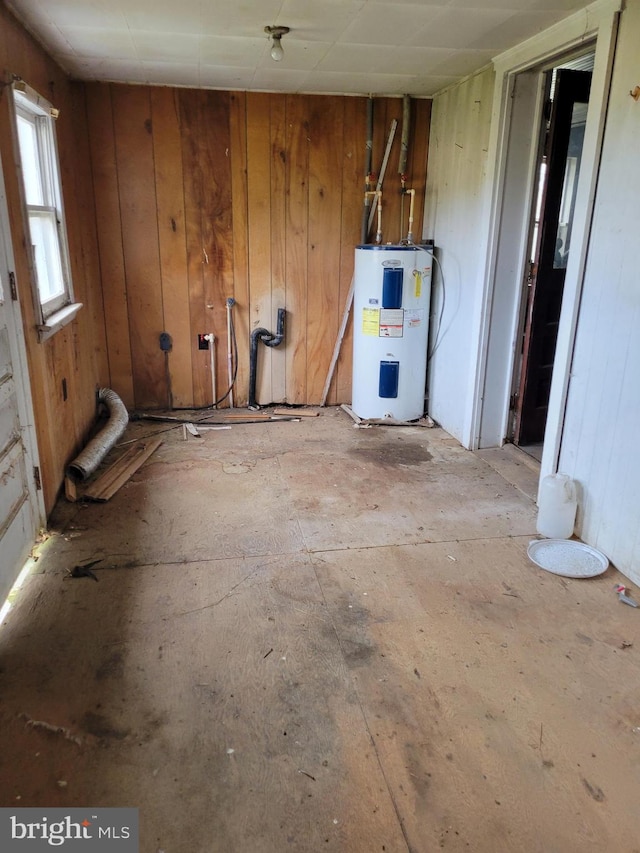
(10, 79, 81, 341)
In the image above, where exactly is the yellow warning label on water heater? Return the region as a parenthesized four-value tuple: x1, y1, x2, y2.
(413, 270, 422, 298)
(362, 308, 380, 336)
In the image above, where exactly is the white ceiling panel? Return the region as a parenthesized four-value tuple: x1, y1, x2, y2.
(6, 0, 594, 96)
(56, 26, 138, 60)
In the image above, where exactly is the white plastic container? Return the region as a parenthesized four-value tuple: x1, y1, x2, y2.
(536, 473, 577, 539)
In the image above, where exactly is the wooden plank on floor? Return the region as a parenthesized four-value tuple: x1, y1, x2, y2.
(151, 86, 193, 409)
(84, 438, 163, 501)
(272, 408, 318, 417)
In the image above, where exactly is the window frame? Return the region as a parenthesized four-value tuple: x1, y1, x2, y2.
(11, 80, 81, 339)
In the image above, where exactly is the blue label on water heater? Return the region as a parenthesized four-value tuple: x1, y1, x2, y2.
(382, 268, 403, 309)
(379, 361, 399, 398)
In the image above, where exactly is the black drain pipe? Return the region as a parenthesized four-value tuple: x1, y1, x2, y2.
(248, 308, 286, 410)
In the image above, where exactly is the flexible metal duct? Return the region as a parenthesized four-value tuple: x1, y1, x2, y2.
(67, 388, 129, 481)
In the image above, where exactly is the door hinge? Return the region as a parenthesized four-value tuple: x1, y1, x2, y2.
(510, 392, 519, 411)
(9, 271, 18, 301)
(33, 466, 42, 491)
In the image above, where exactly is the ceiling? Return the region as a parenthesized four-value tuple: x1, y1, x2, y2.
(7, 0, 592, 97)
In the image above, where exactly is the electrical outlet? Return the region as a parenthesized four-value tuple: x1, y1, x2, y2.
(198, 334, 209, 350)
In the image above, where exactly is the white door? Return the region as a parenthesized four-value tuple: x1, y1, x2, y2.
(0, 155, 44, 604)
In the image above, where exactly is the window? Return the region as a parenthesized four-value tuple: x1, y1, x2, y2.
(12, 81, 80, 336)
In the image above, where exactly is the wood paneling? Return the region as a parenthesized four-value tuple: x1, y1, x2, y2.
(307, 96, 344, 404)
(246, 93, 273, 405)
(0, 5, 108, 513)
(151, 87, 192, 409)
(87, 84, 134, 408)
(284, 94, 310, 404)
(112, 86, 165, 410)
(86, 85, 432, 408)
(229, 92, 249, 407)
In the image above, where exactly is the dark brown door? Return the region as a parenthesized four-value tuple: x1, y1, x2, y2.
(514, 69, 591, 446)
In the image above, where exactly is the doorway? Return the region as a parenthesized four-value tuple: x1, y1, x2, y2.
(0, 153, 45, 604)
(510, 56, 594, 460)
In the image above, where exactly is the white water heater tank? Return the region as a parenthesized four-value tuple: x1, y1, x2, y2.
(351, 244, 433, 421)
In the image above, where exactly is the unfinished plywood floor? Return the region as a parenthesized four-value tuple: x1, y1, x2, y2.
(1, 408, 639, 852)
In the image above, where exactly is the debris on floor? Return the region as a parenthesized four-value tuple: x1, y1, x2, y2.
(82, 438, 163, 502)
(615, 584, 638, 607)
(68, 560, 101, 581)
(20, 715, 83, 747)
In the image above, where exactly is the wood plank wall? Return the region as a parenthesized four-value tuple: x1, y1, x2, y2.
(0, 5, 109, 513)
(86, 84, 431, 409)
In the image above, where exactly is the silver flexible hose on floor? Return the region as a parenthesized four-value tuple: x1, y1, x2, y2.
(67, 388, 129, 481)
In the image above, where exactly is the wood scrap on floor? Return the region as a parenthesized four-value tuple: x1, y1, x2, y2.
(83, 438, 162, 502)
(64, 475, 77, 503)
(272, 408, 319, 417)
(339, 403, 434, 428)
(221, 412, 273, 421)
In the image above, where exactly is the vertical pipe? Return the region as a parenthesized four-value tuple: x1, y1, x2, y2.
(205, 333, 216, 407)
(226, 298, 235, 408)
(406, 188, 416, 243)
(399, 94, 411, 178)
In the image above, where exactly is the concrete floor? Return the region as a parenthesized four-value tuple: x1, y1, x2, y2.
(0, 408, 639, 852)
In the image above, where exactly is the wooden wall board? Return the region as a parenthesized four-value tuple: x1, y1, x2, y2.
(408, 98, 432, 242)
(284, 94, 310, 405)
(245, 93, 273, 406)
(86, 83, 135, 409)
(178, 89, 207, 408)
(269, 95, 287, 404)
(201, 90, 234, 408)
(150, 87, 193, 409)
(112, 85, 165, 410)
(334, 96, 366, 406)
(229, 92, 250, 407)
(69, 84, 110, 393)
(306, 96, 344, 404)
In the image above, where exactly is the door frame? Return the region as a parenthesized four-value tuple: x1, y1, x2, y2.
(514, 68, 592, 447)
(0, 148, 46, 550)
(469, 0, 620, 487)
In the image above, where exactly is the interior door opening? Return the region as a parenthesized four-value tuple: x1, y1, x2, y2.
(509, 53, 595, 462)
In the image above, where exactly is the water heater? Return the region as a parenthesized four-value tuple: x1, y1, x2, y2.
(351, 244, 433, 421)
